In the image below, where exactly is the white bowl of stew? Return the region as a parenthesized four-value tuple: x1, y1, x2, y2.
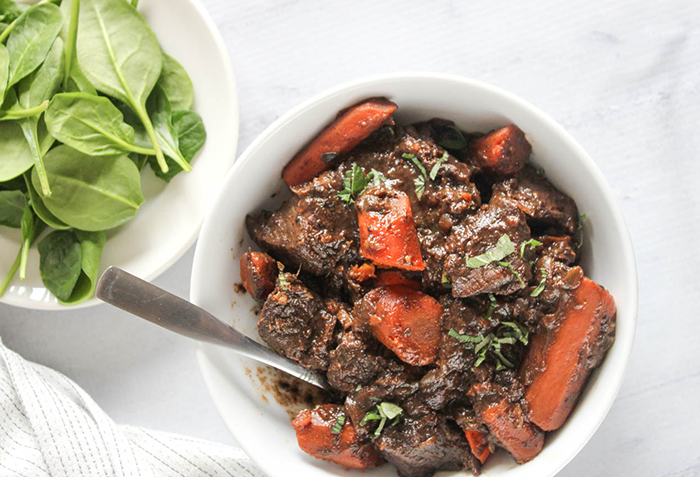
(191, 73, 637, 477)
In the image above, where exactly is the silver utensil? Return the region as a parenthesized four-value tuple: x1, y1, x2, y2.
(95, 266, 329, 390)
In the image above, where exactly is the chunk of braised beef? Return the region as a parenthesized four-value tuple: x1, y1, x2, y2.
(246, 169, 360, 278)
(443, 202, 532, 297)
(375, 411, 480, 477)
(491, 166, 579, 235)
(257, 274, 339, 371)
(468, 125, 530, 177)
(327, 331, 383, 393)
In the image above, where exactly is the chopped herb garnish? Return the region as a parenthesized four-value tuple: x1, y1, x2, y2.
(355, 384, 363, 392)
(530, 268, 547, 297)
(500, 321, 529, 346)
(483, 293, 497, 320)
(437, 126, 467, 150)
(277, 263, 289, 290)
(577, 213, 588, 249)
(360, 402, 403, 437)
(414, 176, 426, 199)
(466, 234, 515, 268)
(520, 239, 543, 258)
(330, 414, 346, 434)
(441, 273, 452, 289)
(429, 152, 449, 180)
(403, 153, 430, 199)
(338, 163, 386, 204)
(496, 261, 525, 286)
(449, 320, 527, 370)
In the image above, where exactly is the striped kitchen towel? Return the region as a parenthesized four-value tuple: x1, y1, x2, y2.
(0, 336, 265, 477)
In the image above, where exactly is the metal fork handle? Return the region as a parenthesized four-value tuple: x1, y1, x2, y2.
(95, 266, 329, 390)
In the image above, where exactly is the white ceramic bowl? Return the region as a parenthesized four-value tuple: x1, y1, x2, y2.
(191, 73, 637, 477)
(0, 0, 238, 310)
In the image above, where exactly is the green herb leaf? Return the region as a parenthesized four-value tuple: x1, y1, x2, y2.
(0, 190, 26, 228)
(407, 155, 428, 180)
(149, 109, 206, 182)
(0, 118, 52, 182)
(530, 268, 547, 297)
(483, 293, 497, 320)
(338, 163, 385, 204)
(330, 414, 345, 434)
(441, 273, 452, 289)
(277, 262, 289, 290)
(429, 151, 449, 180)
(33, 145, 145, 231)
(500, 321, 529, 346)
(414, 175, 426, 199)
(379, 402, 403, 420)
(437, 126, 467, 150)
(496, 260, 525, 286)
(466, 234, 515, 268)
(520, 238, 543, 257)
(359, 411, 382, 426)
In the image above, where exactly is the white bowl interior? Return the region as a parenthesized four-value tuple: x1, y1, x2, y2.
(0, 0, 238, 310)
(191, 74, 637, 477)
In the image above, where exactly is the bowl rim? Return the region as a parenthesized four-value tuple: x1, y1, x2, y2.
(0, 0, 239, 311)
(192, 72, 638, 477)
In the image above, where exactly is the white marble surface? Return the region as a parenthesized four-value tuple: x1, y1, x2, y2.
(1, 0, 699, 475)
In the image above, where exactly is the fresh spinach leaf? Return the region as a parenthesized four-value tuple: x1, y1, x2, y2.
(158, 53, 193, 110)
(15, 36, 64, 196)
(56, 229, 105, 305)
(0, 43, 8, 102)
(77, 0, 167, 172)
(32, 145, 145, 231)
(0, 0, 29, 25)
(45, 92, 156, 156)
(0, 189, 25, 227)
(128, 153, 148, 171)
(38, 229, 82, 301)
(145, 83, 191, 172)
(0, 203, 44, 298)
(148, 109, 205, 182)
(61, 0, 79, 90)
(5, 3, 62, 89)
(23, 172, 69, 229)
(0, 117, 52, 182)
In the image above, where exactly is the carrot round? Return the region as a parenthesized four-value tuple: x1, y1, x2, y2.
(519, 277, 616, 431)
(476, 399, 543, 463)
(375, 270, 421, 290)
(464, 430, 490, 464)
(362, 285, 441, 366)
(282, 97, 398, 187)
(291, 404, 383, 470)
(240, 250, 277, 301)
(356, 188, 425, 271)
(471, 125, 530, 176)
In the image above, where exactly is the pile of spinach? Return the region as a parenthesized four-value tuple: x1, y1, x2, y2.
(0, 0, 206, 305)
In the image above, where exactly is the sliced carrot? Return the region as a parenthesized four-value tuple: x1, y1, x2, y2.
(347, 263, 376, 283)
(362, 285, 441, 366)
(240, 250, 278, 301)
(519, 277, 616, 431)
(356, 188, 425, 271)
(464, 430, 490, 464)
(291, 404, 383, 470)
(476, 398, 543, 463)
(375, 270, 421, 290)
(282, 98, 398, 187)
(471, 125, 530, 176)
